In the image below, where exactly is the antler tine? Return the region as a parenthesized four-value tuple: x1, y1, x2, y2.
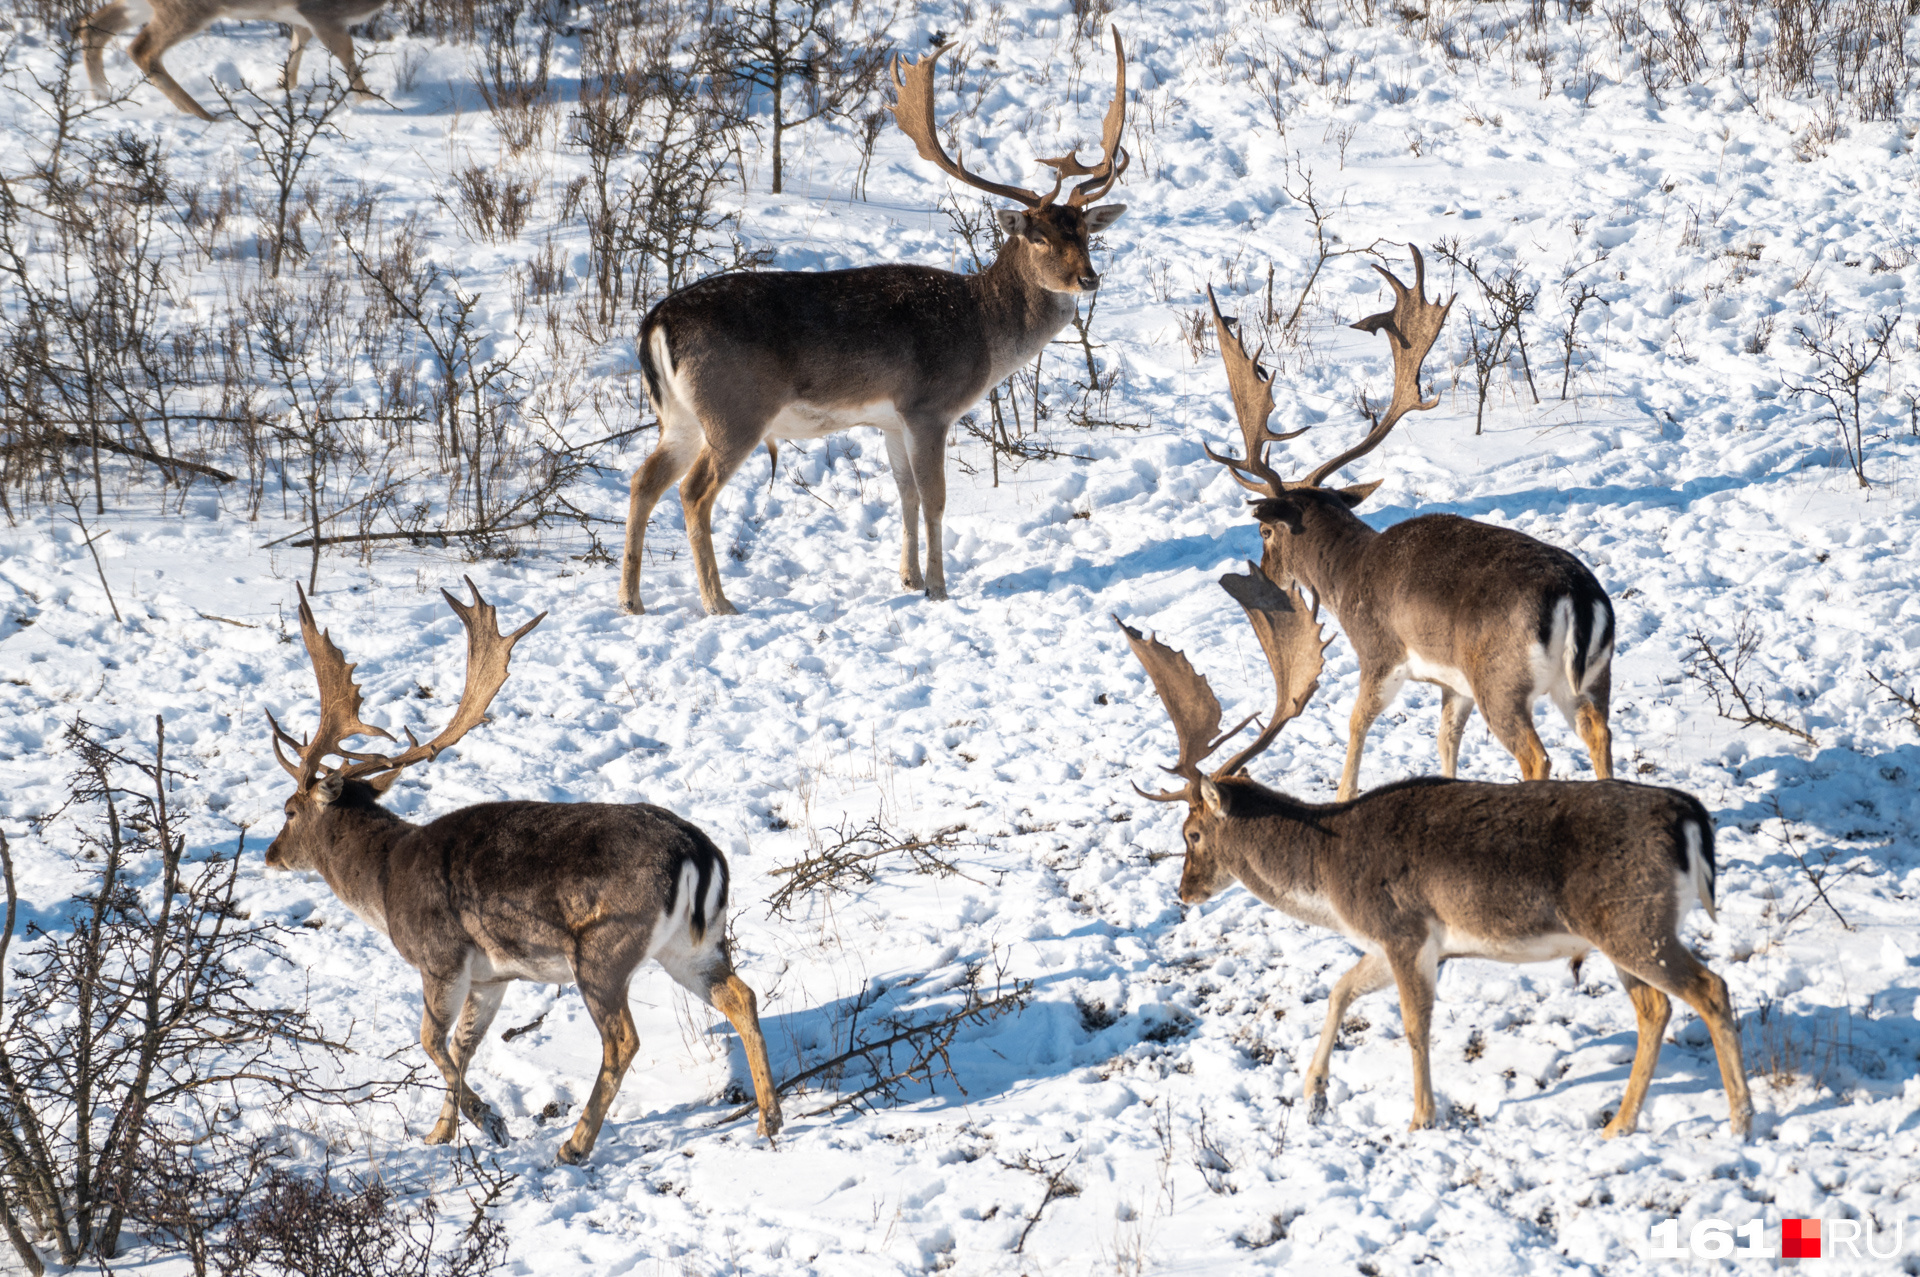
(1211, 564, 1329, 779)
(287, 584, 396, 793)
(1037, 29, 1131, 209)
(264, 708, 307, 780)
(1114, 613, 1224, 797)
(1206, 286, 1305, 498)
(1300, 246, 1455, 489)
(340, 577, 547, 786)
(890, 46, 1045, 208)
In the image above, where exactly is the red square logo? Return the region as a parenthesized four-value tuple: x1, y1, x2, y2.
(1783, 1218, 1822, 1259)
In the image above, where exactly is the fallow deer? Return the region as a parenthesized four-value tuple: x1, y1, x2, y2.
(620, 32, 1130, 616)
(82, 0, 384, 122)
(1205, 252, 1615, 798)
(1118, 568, 1751, 1138)
(264, 579, 783, 1162)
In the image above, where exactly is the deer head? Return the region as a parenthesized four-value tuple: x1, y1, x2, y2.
(1115, 566, 1328, 903)
(890, 30, 1130, 294)
(1205, 247, 1454, 504)
(265, 579, 544, 872)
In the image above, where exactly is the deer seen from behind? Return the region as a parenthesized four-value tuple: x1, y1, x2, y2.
(1206, 251, 1615, 798)
(82, 0, 384, 121)
(620, 32, 1130, 616)
(1118, 568, 1750, 1139)
(264, 579, 783, 1162)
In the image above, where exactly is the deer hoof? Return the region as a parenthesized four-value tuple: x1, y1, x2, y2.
(1306, 1093, 1328, 1125)
(757, 1106, 785, 1140)
(924, 585, 948, 602)
(479, 1107, 509, 1146)
(556, 1138, 590, 1165)
(704, 598, 740, 617)
(425, 1119, 457, 1145)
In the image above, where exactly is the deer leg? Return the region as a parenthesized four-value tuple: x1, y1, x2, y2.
(906, 416, 950, 601)
(1483, 697, 1551, 782)
(679, 443, 755, 617)
(881, 428, 924, 591)
(1601, 971, 1670, 1138)
(1608, 946, 1751, 1140)
(126, 18, 218, 120)
(1337, 668, 1404, 801)
(418, 968, 474, 1145)
(619, 412, 702, 615)
(81, 1, 134, 97)
(1576, 664, 1614, 780)
(306, 18, 374, 99)
(664, 945, 785, 1141)
(1389, 942, 1441, 1131)
(1670, 961, 1752, 1140)
(559, 978, 640, 1164)
(282, 24, 312, 90)
(449, 982, 510, 1145)
(1436, 688, 1475, 778)
(1302, 951, 1392, 1123)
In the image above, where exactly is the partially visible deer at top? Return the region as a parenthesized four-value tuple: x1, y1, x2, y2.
(620, 32, 1130, 616)
(263, 579, 783, 1163)
(83, 0, 384, 121)
(1118, 568, 1750, 1139)
(1205, 250, 1615, 798)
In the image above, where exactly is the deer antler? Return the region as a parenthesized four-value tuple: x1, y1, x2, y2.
(892, 31, 1129, 210)
(1118, 564, 1327, 801)
(1299, 246, 1454, 489)
(271, 578, 545, 794)
(1034, 30, 1130, 208)
(1204, 285, 1307, 497)
(890, 45, 1047, 207)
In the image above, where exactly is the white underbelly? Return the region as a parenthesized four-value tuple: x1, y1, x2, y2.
(470, 950, 575, 985)
(766, 399, 908, 441)
(1404, 650, 1474, 697)
(1435, 925, 1591, 965)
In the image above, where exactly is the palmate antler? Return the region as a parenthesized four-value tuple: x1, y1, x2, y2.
(1206, 248, 1454, 497)
(890, 30, 1128, 210)
(269, 578, 545, 795)
(1117, 565, 1328, 802)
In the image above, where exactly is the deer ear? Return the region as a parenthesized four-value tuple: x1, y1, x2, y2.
(1199, 777, 1226, 816)
(1336, 480, 1383, 508)
(995, 209, 1029, 238)
(1251, 496, 1304, 535)
(315, 771, 346, 805)
(1082, 203, 1127, 232)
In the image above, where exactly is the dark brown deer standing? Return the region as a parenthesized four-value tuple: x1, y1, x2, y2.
(1118, 568, 1750, 1138)
(620, 32, 1130, 616)
(1205, 251, 1615, 798)
(82, 0, 385, 121)
(264, 580, 782, 1162)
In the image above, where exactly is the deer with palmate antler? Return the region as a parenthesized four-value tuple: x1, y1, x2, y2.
(1206, 250, 1615, 799)
(264, 580, 782, 1162)
(1117, 568, 1750, 1138)
(82, 0, 384, 122)
(620, 32, 1130, 616)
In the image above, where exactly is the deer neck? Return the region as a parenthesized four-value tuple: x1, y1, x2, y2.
(1220, 791, 1344, 930)
(1291, 507, 1379, 623)
(308, 803, 412, 937)
(973, 241, 1081, 382)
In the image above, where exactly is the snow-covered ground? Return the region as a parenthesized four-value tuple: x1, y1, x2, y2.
(3, 0, 1919, 1272)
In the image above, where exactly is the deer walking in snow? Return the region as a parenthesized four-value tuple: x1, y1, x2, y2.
(82, 0, 384, 121)
(264, 580, 782, 1161)
(620, 32, 1130, 616)
(1118, 568, 1749, 1138)
(1205, 252, 1615, 798)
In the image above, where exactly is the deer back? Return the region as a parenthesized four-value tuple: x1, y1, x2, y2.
(1254, 492, 1614, 696)
(378, 800, 730, 979)
(1201, 775, 1711, 953)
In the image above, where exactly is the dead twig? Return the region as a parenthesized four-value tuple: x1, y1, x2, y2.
(765, 818, 981, 919)
(1004, 1149, 1080, 1254)
(1866, 669, 1920, 732)
(1767, 796, 1857, 932)
(1683, 619, 1818, 744)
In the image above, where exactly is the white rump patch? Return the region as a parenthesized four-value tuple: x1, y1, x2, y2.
(1682, 820, 1716, 921)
